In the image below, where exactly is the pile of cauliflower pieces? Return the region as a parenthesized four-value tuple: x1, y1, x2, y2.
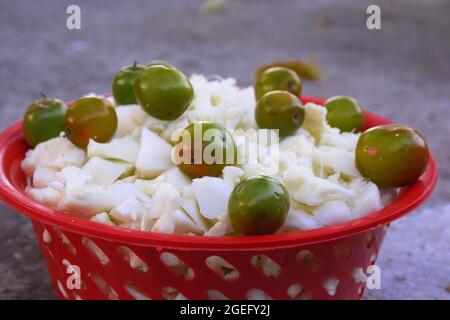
(22, 75, 395, 236)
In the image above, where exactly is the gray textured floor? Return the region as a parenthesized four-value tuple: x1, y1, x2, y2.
(0, 0, 448, 300)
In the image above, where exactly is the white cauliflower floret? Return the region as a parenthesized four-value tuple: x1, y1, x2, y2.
(87, 136, 139, 164)
(56, 166, 93, 188)
(145, 182, 182, 225)
(381, 188, 399, 207)
(279, 152, 314, 174)
(302, 103, 333, 143)
(90, 212, 115, 226)
(181, 191, 209, 232)
(320, 129, 359, 151)
(280, 134, 314, 159)
(58, 182, 145, 217)
(173, 209, 204, 235)
(222, 166, 244, 187)
(280, 207, 323, 231)
(189, 75, 257, 130)
(21, 137, 86, 176)
(109, 194, 153, 225)
(134, 174, 166, 196)
(191, 177, 232, 219)
(32, 166, 59, 188)
(314, 145, 360, 178)
(313, 200, 352, 225)
(135, 127, 173, 179)
(204, 213, 232, 236)
(341, 132, 360, 147)
(151, 210, 175, 234)
(151, 206, 203, 235)
(26, 187, 60, 208)
(350, 178, 382, 218)
(21, 150, 36, 177)
(114, 104, 148, 137)
(83, 157, 132, 185)
(159, 116, 190, 143)
(283, 167, 354, 206)
(143, 116, 169, 135)
(165, 167, 191, 193)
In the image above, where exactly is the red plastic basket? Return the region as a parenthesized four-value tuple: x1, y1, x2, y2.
(0, 97, 437, 300)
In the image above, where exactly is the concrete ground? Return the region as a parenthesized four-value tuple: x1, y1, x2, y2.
(0, 0, 448, 299)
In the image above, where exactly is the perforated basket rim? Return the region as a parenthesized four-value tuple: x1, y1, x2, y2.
(0, 96, 438, 250)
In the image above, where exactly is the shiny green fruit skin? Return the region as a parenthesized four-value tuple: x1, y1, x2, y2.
(228, 176, 290, 235)
(146, 60, 172, 68)
(64, 97, 118, 148)
(134, 65, 193, 120)
(324, 96, 364, 132)
(177, 122, 236, 178)
(254, 67, 302, 100)
(255, 90, 305, 137)
(355, 124, 429, 188)
(23, 98, 67, 147)
(112, 63, 146, 105)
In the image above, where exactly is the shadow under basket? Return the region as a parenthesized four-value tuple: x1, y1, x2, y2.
(0, 96, 437, 300)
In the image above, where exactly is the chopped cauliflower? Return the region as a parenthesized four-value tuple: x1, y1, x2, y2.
(26, 187, 60, 207)
(87, 136, 139, 164)
(109, 194, 153, 224)
(90, 212, 115, 226)
(302, 103, 333, 143)
(58, 182, 146, 217)
(83, 157, 132, 185)
(135, 127, 173, 178)
(21, 136, 86, 176)
(191, 177, 232, 219)
(283, 167, 354, 206)
(22, 77, 395, 236)
(114, 104, 148, 137)
(313, 200, 353, 225)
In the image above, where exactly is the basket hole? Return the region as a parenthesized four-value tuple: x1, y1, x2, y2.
(370, 253, 377, 265)
(160, 252, 194, 280)
(358, 285, 365, 298)
(42, 229, 52, 243)
(117, 246, 149, 274)
(45, 247, 56, 262)
(89, 273, 118, 300)
(296, 250, 321, 272)
(206, 290, 229, 300)
(322, 277, 339, 296)
(251, 255, 282, 278)
(57, 281, 69, 299)
(364, 231, 376, 249)
(53, 227, 77, 255)
(72, 292, 83, 300)
(352, 267, 367, 284)
(247, 289, 272, 300)
(124, 282, 151, 300)
(81, 237, 110, 266)
(333, 241, 352, 261)
(287, 283, 312, 300)
(206, 256, 239, 281)
(161, 287, 187, 300)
